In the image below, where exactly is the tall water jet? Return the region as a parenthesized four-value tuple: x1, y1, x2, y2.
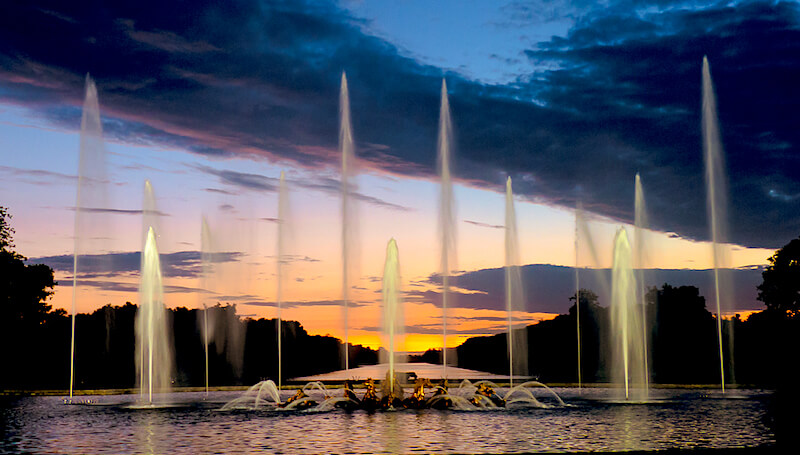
(198, 217, 245, 384)
(702, 56, 734, 393)
(574, 202, 582, 390)
(135, 181, 172, 403)
(574, 201, 610, 388)
(437, 79, 456, 377)
(69, 75, 109, 398)
(610, 228, 648, 401)
(276, 171, 288, 390)
(381, 239, 403, 393)
(505, 177, 527, 386)
(340, 72, 359, 373)
(634, 173, 651, 391)
(200, 216, 212, 395)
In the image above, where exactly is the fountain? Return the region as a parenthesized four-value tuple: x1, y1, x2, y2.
(69, 74, 108, 399)
(574, 202, 582, 390)
(574, 201, 610, 388)
(437, 79, 456, 377)
(340, 72, 358, 373)
(610, 228, 649, 401)
(200, 216, 212, 395)
(505, 177, 527, 386)
(381, 238, 403, 398)
(634, 173, 651, 391)
(135, 181, 173, 403)
(276, 171, 288, 390)
(702, 56, 734, 393)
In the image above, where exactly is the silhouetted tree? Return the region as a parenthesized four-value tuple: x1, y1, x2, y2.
(0, 207, 62, 389)
(0, 206, 15, 251)
(567, 288, 606, 382)
(646, 284, 718, 384)
(409, 348, 442, 364)
(757, 236, 800, 318)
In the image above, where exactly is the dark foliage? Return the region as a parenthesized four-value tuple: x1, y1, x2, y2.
(758, 236, 800, 318)
(0, 207, 62, 389)
(457, 284, 795, 386)
(1, 301, 380, 390)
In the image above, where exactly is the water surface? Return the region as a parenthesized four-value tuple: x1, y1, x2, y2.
(1, 388, 774, 453)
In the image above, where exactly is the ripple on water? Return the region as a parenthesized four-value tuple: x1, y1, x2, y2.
(0, 389, 776, 454)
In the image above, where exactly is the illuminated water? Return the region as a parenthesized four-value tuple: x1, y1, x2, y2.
(134, 182, 172, 403)
(610, 228, 649, 401)
(1, 389, 773, 453)
(381, 239, 403, 390)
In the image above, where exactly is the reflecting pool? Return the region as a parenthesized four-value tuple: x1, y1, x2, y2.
(1, 388, 774, 453)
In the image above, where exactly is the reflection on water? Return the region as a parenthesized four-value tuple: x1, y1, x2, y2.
(0, 389, 774, 454)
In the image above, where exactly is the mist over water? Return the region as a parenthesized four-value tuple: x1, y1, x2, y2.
(505, 177, 527, 385)
(437, 79, 457, 375)
(702, 56, 735, 391)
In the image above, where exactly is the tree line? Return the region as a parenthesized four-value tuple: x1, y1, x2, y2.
(2, 206, 799, 390)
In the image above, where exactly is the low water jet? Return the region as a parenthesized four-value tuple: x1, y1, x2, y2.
(610, 228, 648, 401)
(382, 239, 403, 395)
(135, 181, 173, 403)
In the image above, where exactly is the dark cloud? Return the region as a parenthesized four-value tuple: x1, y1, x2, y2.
(241, 299, 363, 308)
(204, 187, 236, 195)
(197, 165, 278, 192)
(196, 164, 411, 211)
(464, 220, 504, 229)
(71, 207, 170, 216)
(28, 250, 243, 279)
(56, 279, 206, 295)
(418, 263, 765, 314)
(1, 1, 798, 247)
(357, 324, 507, 335)
(0, 165, 75, 184)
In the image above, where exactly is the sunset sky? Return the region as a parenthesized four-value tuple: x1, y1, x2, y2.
(1, 1, 798, 352)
